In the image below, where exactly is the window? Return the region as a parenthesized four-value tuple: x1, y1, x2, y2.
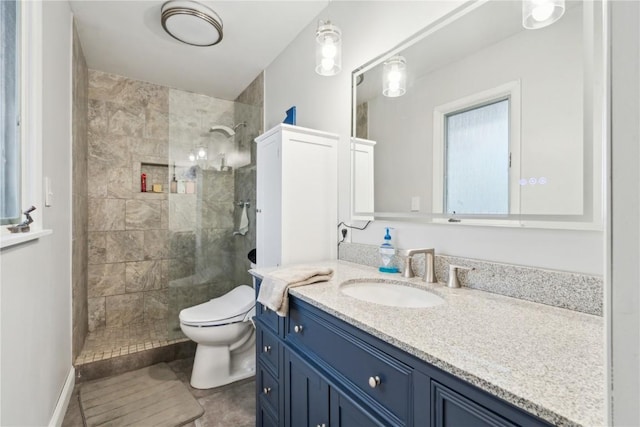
(432, 81, 521, 217)
(444, 99, 509, 215)
(1, 0, 20, 225)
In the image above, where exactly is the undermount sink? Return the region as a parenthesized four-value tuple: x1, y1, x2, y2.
(339, 279, 445, 308)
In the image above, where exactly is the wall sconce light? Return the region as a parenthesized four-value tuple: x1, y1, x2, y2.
(522, 0, 565, 30)
(315, 20, 342, 76)
(383, 55, 406, 98)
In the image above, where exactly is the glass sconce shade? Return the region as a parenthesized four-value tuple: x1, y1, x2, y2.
(383, 55, 407, 97)
(315, 21, 342, 76)
(522, 0, 565, 29)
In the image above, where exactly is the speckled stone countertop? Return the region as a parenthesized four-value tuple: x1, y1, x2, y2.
(251, 260, 605, 427)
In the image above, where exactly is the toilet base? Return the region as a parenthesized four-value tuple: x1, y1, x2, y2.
(189, 328, 256, 389)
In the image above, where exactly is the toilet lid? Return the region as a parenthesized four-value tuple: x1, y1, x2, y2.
(179, 285, 255, 326)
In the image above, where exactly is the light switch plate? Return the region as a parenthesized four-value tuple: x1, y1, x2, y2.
(45, 176, 53, 207)
(411, 196, 420, 212)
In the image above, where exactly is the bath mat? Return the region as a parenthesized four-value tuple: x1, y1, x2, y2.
(79, 363, 203, 427)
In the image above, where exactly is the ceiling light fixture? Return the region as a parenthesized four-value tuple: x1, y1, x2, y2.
(161, 0, 223, 47)
(315, 20, 342, 76)
(522, 0, 565, 30)
(383, 56, 407, 98)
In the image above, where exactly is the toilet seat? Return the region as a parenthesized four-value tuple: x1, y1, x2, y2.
(179, 285, 255, 327)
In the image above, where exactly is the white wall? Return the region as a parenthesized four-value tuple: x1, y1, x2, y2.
(0, 1, 73, 425)
(610, 1, 640, 424)
(264, 1, 603, 275)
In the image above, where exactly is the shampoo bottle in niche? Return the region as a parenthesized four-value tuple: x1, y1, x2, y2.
(379, 227, 399, 273)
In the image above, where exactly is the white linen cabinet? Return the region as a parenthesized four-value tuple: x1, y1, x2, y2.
(255, 124, 338, 268)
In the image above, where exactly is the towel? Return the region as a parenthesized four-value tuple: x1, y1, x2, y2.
(257, 266, 334, 316)
(238, 205, 249, 236)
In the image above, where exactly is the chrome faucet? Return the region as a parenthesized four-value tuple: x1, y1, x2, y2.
(399, 248, 436, 283)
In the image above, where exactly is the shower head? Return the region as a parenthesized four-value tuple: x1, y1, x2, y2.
(209, 125, 235, 136)
(209, 122, 247, 137)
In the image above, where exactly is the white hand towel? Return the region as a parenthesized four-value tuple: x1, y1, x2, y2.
(257, 266, 334, 316)
(238, 205, 249, 236)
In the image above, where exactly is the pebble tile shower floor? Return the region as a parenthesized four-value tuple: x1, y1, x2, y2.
(76, 320, 188, 365)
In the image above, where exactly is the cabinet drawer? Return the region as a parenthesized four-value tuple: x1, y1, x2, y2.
(258, 326, 280, 376)
(258, 365, 279, 414)
(287, 302, 412, 424)
(432, 381, 517, 427)
(257, 301, 280, 333)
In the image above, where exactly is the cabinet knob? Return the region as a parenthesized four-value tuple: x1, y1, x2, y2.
(368, 376, 381, 388)
(263, 387, 271, 395)
(263, 345, 271, 353)
(256, 209, 262, 213)
(294, 325, 303, 333)
(316, 424, 326, 427)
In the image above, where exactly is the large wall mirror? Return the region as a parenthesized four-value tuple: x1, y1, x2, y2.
(351, 0, 606, 229)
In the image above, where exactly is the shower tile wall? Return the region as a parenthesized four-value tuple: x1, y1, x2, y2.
(165, 90, 237, 338)
(87, 69, 172, 331)
(356, 102, 368, 139)
(72, 21, 89, 360)
(232, 72, 263, 284)
(86, 69, 260, 337)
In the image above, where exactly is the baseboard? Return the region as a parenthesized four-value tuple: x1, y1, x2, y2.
(49, 366, 75, 427)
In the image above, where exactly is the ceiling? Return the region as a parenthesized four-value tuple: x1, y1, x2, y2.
(69, 0, 327, 101)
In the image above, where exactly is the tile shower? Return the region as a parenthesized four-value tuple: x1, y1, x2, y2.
(75, 69, 262, 370)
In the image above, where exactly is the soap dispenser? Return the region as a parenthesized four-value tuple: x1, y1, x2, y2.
(379, 227, 399, 273)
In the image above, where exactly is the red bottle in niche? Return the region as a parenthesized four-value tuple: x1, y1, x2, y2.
(141, 173, 147, 192)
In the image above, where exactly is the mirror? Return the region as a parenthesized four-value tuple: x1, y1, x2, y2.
(352, 0, 605, 229)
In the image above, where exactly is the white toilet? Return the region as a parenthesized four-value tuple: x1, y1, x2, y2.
(179, 285, 256, 389)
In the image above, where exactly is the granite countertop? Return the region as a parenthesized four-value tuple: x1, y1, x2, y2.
(251, 260, 605, 427)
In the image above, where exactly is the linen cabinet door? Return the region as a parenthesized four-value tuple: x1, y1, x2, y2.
(284, 349, 329, 427)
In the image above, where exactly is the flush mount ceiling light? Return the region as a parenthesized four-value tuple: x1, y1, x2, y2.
(161, 0, 223, 47)
(315, 20, 342, 76)
(383, 55, 407, 98)
(522, 0, 565, 30)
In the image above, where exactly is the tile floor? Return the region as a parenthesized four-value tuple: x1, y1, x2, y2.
(76, 320, 188, 365)
(62, 357, 256, 427)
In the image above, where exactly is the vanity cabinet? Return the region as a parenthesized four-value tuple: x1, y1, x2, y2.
(255, 124, 339, 268)
(253, 278, 552, 427)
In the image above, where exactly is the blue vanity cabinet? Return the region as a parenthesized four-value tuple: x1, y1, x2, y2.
(253, 277, 552, 427)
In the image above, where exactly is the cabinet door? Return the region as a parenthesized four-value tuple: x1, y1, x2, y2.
(257, 403, 278, 427)
(284, 350, 329, 427)
(330, 388, 385, 427)
(351, 137, 376, 221)
(256, 135, 282, 268)
(280, 129, 337, 265)
(432, 381, 517, 427)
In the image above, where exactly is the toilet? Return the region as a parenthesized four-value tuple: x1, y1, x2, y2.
(179, 285, 256, 389)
